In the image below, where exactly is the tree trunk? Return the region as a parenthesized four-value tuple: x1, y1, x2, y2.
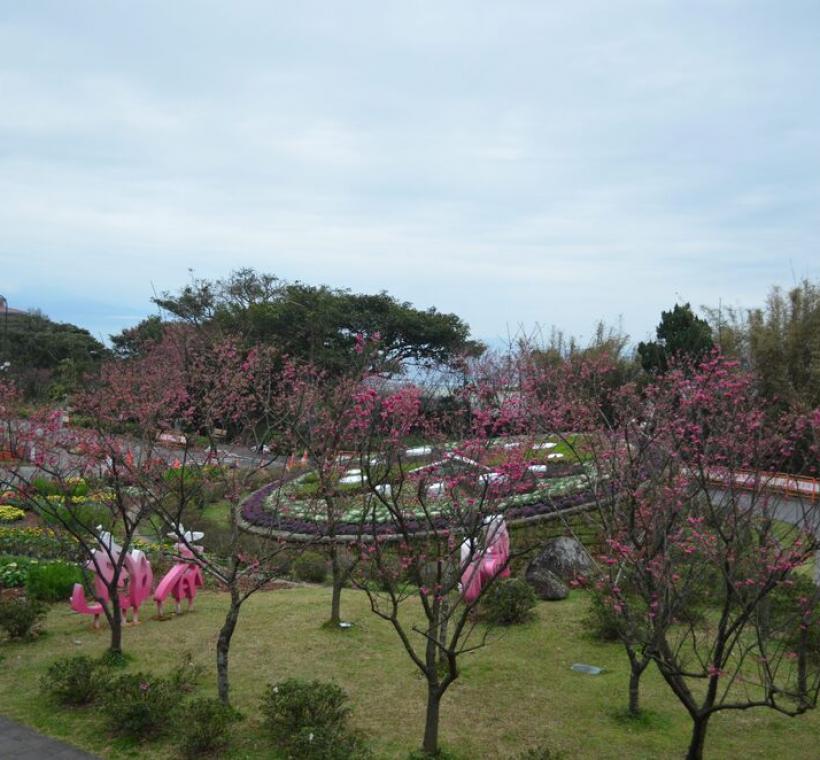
(626, 654, 648, 717)
(328, 543, 343, 625)
(422, 683, 442, 756)
(628, 666, 641, 717)
(108, 588, 123, 656)
(686, 714, 710, 760)
(330, 578, 343, 625)
(217, 589, 241, 705)
(798, 625, 809, 708)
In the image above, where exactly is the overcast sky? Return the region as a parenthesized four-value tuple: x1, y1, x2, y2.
(1, 1, 818, 348)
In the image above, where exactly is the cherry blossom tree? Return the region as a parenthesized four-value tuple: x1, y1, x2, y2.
(265, 334, 386, 627)
(523, 350, 820, 759)
(348, 366, 537, 756)
(116, 330, 312, 705)
(0, 341, 189, 657)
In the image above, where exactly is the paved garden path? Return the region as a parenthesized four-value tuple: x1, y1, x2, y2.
(0, 715, 97, 759)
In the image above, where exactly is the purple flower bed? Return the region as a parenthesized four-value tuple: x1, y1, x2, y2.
(242, 480, 594, 538)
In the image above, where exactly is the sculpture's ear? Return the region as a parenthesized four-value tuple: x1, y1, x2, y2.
(191, 531, 204, 542)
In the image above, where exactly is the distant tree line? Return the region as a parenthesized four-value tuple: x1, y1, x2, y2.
(7, 270, 818, 425)
(115, 268, 483, 377)
(1, 309, 106, 401)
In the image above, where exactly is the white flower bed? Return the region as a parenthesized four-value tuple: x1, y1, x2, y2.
(405, 445, 433, 457)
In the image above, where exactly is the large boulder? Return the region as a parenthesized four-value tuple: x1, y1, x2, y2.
(527, 536, 593, 583)
(525, 565, 569, 601)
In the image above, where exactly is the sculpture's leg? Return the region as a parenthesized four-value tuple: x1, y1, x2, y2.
(93, 614, 100, 630)
(188, 598, 194, 612)
(132, 608, 139, 625)
(156, 600, 163, 618)
(175, 601, 181, 615)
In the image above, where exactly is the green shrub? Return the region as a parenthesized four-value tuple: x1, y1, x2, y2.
(178, 698, 241, 757)
(0, 526, 82, 561)
(40, 501, 114, 535)
(481, 578, 537, 625)
(584, 593, 623, 642)
(764, 574, 820, 659)
(26, 561, 83, 602)
(163, 467, 205, 508)
(261, 678, 371, 759)
(168, 655, 205, 693)
(32, 477, 61, 497)
(101, 672, 178, 740)
(0, 596, 46, 639)
(0, 556, 30, 588)
(40, 655, 111, 706)
(66, 477, 89, 498)
(292, 552, 328, 584)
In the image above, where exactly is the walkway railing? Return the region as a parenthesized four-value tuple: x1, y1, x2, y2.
(704, 469, 819, 503)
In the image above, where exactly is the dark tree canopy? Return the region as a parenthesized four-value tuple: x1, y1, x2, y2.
(637, 303, 714, 374)
(146, 269, 482, 375)
(109, 315, 165, 359)
(1, 310, 106, 399)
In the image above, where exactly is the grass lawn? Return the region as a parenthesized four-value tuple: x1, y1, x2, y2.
(2, 587, 820, 759)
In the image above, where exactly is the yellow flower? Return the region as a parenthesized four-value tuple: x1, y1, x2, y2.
(0, 506, 25, 522)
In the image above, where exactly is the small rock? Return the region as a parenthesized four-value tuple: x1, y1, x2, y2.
(525, 565, 569, 601)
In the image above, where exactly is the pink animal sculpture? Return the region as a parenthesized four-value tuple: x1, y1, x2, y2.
(153, 528, 204, 617)
(70, 530, 154, 628)
(459, 515, 511, 604)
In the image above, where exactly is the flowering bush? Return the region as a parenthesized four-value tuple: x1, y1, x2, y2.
(0, 506, 25, 523)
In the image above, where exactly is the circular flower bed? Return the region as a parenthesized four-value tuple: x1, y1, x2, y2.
(242, 466, 597, 539)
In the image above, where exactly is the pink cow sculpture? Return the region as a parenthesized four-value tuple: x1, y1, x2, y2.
(459, 515, 511, 604)
(153, 528, 204, 617)
(70, 530, 154, 628)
